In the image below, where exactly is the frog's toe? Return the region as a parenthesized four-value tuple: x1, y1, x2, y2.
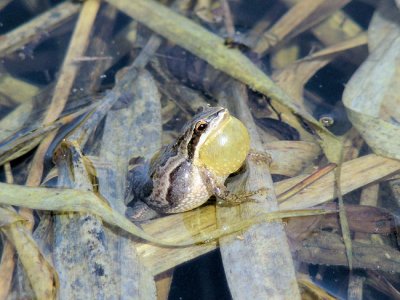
(216, 188, 268, 206)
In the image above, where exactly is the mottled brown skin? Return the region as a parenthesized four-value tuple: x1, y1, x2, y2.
(126, 107, 249, 221)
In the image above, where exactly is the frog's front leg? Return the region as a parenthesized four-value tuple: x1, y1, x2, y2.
(202, 168, 267, 207)
(247, 150, 272, 166)
(214, 185, 267, 207)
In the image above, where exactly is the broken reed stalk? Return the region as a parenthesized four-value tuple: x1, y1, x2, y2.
(0, 241, 14, 300)
(280, 0, 362, 46)
(254, 0, 326, 54)
(21, 0, 101, 225)
(0, 163, 15, 300)
(1, 163, 57, 299)
(0, 5, 101, 296)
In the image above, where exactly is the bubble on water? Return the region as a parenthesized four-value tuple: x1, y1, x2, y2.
(319, 115, 334, 127)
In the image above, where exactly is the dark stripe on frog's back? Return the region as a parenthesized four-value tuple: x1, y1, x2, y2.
(166, 164, 182, 206)
(165, 160, 195, 208)
(146, 150, 187, 210)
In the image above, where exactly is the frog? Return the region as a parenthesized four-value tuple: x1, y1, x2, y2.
(125, 106, 259, 221)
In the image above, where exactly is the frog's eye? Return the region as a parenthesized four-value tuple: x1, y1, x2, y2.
(195, 120, 208, 132)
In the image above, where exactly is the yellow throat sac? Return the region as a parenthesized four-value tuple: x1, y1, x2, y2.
(198, 115, 250, 176)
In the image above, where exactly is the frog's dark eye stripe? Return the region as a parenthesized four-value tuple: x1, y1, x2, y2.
(187, 132, 201, 159)
(195, 120, 208, 132)
(187, 121, 208, 159)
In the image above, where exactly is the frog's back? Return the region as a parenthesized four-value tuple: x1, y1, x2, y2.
(146, 159, 212, 213)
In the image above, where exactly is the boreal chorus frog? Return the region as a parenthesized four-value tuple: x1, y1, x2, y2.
(126, 107, 253, 221)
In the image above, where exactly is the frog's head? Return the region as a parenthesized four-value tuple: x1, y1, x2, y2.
(178, 106, 250, 176)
